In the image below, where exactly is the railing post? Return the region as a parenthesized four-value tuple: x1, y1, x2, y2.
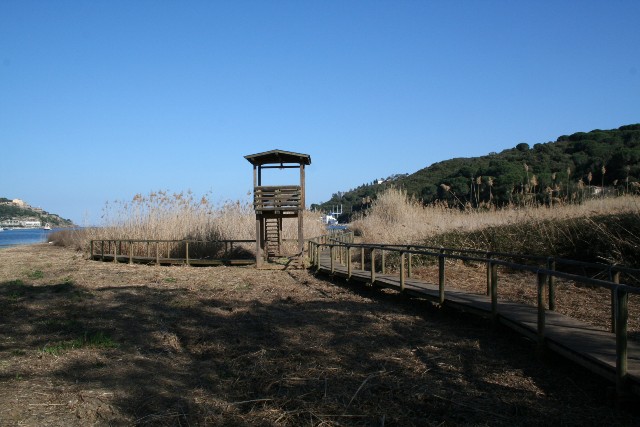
(381, 249, 386, 274)
(89, 240, 94, 260)
(537, 270, 547, 351)
(399, 251, 405, 292)
(129, 241, 133, 265)
(156, 241, 160, 266)
(310, 242, 315, 265)
(370, 248, 376, 284)
(360, 247, 365, 270)
(146, 241, 150, 257)
(611, 269, 620, 333)
(100, 240, 104, 261)
(330, 245, 335, 274)
(317, 244, 323, 272)
(407, 247, 412, 279)
(547, 258, 556, 311)
(113, 240, 118, 263)
(438, 248, 445, 305)
(490, 262, 498, 319)
(615, 287, 629, 396)
(347, 245, 352, 279)
(486, 252, 492, 296)
(186, 241, 190, 266)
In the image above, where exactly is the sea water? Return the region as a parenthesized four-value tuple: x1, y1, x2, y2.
(0, 228, 55, 248)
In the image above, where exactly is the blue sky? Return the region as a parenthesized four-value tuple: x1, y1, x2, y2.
(1, 1, 639, 224)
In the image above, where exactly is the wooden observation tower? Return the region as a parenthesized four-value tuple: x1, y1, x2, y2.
(245, 149, 311, 267)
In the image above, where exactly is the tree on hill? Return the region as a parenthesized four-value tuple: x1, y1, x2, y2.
(316, 124, 640, 216)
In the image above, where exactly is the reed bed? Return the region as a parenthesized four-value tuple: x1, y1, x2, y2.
(51, 190, 325, 259)
(351, 187, 640, 267)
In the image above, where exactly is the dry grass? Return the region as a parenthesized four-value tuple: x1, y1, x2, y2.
(1, 244, 638, 426)
(51, 190, 325, 258)
(351, 187, 640, 245)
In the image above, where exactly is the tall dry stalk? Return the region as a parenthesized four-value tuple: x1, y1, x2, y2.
(351, 187, 640, 246)
(59, 190, 325, 254)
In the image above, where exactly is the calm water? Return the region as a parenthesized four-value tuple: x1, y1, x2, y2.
(0, 228, 56, 247)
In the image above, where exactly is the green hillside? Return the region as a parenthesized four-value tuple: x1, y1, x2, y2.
(0, 198, 74, 227)
(314, 124, 640, 218)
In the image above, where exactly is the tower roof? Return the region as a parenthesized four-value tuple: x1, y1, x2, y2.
(244, 149, 311, 166)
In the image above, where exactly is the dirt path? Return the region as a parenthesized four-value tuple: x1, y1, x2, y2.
(0, 244, 637, 425)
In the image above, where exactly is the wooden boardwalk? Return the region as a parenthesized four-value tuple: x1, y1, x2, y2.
(316, 251, 640, 397)
(90, 254, 255, 267)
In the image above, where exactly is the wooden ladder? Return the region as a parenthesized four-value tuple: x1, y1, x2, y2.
(264, 218, 281, 259)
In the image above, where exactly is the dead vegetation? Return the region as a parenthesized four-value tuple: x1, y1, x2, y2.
(1, 244, 638, 426)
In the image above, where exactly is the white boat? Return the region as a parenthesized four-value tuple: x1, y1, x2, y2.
(43, 223, 52, 230)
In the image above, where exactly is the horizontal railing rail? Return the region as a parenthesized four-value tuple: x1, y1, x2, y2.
(306, 231, 639, 396)
(254, 185, 302, 212)
(89, 238, 256, 266)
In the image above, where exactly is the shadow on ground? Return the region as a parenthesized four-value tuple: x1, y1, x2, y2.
(1, 272, 638, 426)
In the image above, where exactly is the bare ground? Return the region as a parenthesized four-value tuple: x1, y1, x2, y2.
(0, 244, 638, 426)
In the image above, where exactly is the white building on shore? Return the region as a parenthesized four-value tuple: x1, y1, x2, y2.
(0, 218, 42, 228)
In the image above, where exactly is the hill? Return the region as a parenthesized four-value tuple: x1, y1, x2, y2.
(0, 198, 74, 227)
(313, 124, 640, 219)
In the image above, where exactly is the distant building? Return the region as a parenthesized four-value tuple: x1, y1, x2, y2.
(0, 218, 42, 228)
(12, 199, 26, 207)
(22, 220, 42, 228)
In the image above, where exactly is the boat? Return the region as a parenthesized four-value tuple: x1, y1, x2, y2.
(43, 223, 51, 230)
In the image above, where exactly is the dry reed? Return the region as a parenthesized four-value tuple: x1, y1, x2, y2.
(352, 187, 640, 246)
(51, 190, 325, 257)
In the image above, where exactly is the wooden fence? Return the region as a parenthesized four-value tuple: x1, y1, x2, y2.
(307, 231, 640, 397)
(89, 239, 256, 266)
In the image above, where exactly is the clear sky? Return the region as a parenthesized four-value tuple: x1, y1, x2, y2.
(1, 1, 639, 225)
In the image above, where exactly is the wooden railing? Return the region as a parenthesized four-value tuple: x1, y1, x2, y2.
(254, 186, 301, 213)
(307, 231, 640, 396)
(89, 239, 256, 266)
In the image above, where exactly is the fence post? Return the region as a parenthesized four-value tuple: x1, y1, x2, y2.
(89, 240, 94, 260)
(537, 270, 547, 351)
(399, 251, 405, 292)
(186, 241, 190, 266)
(129, 241, 133, 265)
(100, 240, 104, 261)
(361, 247, 365, 270)
(310, 242, 315, 267)
(330, 245, 335, 274)
(611, 269, 620, 333)
(615, 287, 629, 396)
(438, 248, 445, 305)
(156, 241, 160, 266)
(486, 252, 492, 296)
(347, 245, 352, 279)
(315, 244, 321, 273)
(114, 241, 118, 263)
(407, 247, 412, 279)
(547, 258, 556, 311)
(490, 262, 498, 319)
(370, 248, 376, 284)
(381, 249, 386, 274)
